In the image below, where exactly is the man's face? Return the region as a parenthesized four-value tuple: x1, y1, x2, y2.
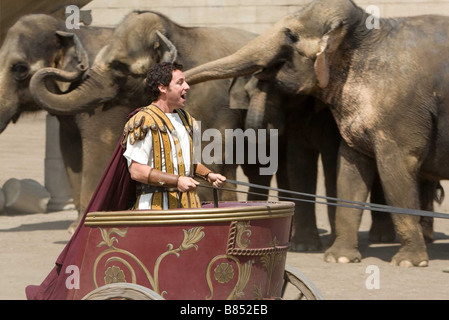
(165, 69, 190, 111)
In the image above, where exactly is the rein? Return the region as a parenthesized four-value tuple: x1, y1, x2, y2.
(197, 179, 449, 219)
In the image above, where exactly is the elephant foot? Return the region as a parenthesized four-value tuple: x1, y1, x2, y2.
(290, 233, 323, 252)
(67, 221, 77, 235)
(67, 213, 82, 235)
(324, 243, 361, 263)
(325, 232, 336, 248)
(290, 241, 322, 252)
(390, 248, 429, 267)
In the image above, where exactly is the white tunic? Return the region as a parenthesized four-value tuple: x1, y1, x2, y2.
(123, 113, 192, 209)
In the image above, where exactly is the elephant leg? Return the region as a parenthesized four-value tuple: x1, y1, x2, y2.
(60, 148, 82, 216)
(374, 148, 428, 267)
(288, 146, 322, 252)
(419, 180, 438, 244)
(241, 163, 271, 200)
(241, 133, 286, 201)
(275, 136, 288, 190)
(68, 108, 127, 234)
(67, 138, 113, 234)
(369, 175, 396, 243)
(218, 163, 238, 201)
(324, 141, 375, 263)
(58, 116, 82, 231)
(320, 149, 338, 246)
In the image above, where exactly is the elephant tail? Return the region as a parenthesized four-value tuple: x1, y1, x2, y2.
(435, 182, 445, 205)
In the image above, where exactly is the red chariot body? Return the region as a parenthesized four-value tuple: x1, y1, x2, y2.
(66, 201, 321, 300)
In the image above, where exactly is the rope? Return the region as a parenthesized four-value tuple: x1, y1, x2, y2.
(197, 179, 449, 220)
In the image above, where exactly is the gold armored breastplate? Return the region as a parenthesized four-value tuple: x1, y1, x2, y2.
(123, 104, 200, 209)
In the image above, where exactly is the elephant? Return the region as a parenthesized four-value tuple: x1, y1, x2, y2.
(241, 74, 403, 251)
(28, 11, 268, 229)
(238, 75, 337, 251)
(183, 0, 449, 267)
(0, 14, 114, 229)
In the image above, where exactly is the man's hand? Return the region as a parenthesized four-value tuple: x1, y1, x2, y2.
(207, 173, 226, 188)
(177, 176, 199, 192)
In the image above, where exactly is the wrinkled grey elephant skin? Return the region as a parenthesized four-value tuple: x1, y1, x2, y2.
(241, 76, 403, 252)
(29, 11, 265, 233)
(0, 14, 114, 232)
(184, 0, 449, 267)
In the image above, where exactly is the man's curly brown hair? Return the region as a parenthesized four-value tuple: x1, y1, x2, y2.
(145, 62, 184, 102)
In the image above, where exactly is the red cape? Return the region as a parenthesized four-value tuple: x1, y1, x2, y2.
(25, 120, 137, 300)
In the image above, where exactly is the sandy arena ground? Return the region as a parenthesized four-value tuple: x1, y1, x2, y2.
(1, 111, 448, 300)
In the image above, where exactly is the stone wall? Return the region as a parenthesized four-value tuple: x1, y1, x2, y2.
(82, 0, 449, 33)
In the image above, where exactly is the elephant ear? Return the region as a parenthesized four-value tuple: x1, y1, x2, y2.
(155, 30, 178, 63)
(54, 31, 90, 92)
(314, 21, 346, 88)
(229, 76, 251, 110)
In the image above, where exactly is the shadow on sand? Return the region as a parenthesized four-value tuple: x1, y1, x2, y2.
(0, 219, 73, 232)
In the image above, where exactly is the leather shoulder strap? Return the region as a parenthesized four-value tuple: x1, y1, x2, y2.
(175, 108, 194, 135)
(148, 104, 175, 132)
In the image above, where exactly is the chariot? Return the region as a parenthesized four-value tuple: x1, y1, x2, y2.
(71, 201, 323, 300)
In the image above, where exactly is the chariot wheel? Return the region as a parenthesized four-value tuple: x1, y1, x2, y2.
(82, 283, 165, 300)
(281, 265, 324, 300)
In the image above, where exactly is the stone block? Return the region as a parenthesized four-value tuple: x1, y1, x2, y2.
(255, 5, 289, 24)
(3, 178, 50, 215)
(0, 188, 4, 214)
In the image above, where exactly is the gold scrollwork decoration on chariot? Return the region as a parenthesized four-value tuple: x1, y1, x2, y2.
(93, 226, 205, 297)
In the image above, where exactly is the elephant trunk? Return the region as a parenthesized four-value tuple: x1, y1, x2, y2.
(245, 80, 269, 130)
(0, 67, 20, 133)
(185, 53, 262, 85)
(30, 66, 118, 115)
(185, 20, 287, 85)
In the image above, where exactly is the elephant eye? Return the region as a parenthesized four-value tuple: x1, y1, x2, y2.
(11, 63, 30, 81)
(284, 28, 299, 43)
(110, 60, 129, 75)
(295, 48, 307, 58)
